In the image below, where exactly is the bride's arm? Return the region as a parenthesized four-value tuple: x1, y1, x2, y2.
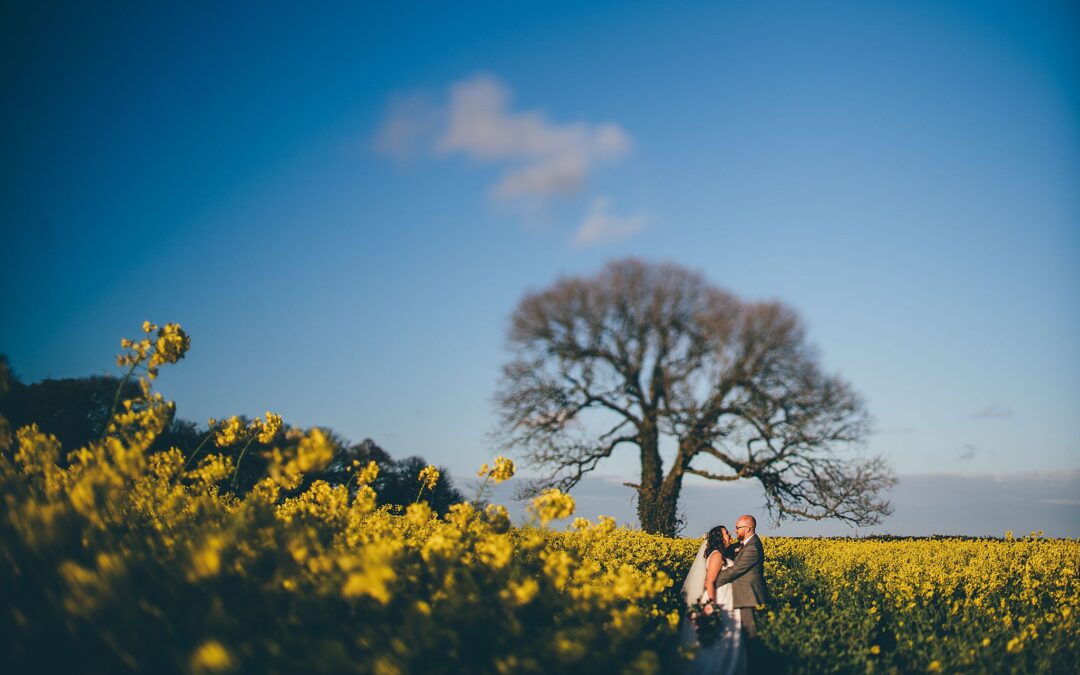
(704, 551, 722, 605)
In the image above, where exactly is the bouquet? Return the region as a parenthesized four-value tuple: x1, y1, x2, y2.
(686, 600, 723, 648)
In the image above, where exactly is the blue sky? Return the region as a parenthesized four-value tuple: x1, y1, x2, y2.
(2, 1, 1078, 533)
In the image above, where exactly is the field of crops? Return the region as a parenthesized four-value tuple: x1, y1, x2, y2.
(1, 324, 1077, 674)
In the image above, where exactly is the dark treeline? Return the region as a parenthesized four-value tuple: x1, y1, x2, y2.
(0, 354, 464, 513)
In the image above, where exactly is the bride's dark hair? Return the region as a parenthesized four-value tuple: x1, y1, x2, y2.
(705, 526, 728, 561)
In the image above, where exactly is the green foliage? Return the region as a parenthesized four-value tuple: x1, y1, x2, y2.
(0, 372, 142, 452)
(323, 438, 465, 516)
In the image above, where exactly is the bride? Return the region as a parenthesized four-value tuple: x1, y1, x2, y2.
(680, 526, 746, 675)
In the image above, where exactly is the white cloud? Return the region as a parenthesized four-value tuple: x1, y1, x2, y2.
(374, 74, 645, 246)
(572, 196, 648, 248)
(436, 75, 631, 200)
(493, 154, 588, 200)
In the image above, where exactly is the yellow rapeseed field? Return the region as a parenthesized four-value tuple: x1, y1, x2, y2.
(0, 323, 1076, 673)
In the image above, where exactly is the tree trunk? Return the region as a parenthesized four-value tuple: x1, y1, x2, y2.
(638, 437, 692, 536)
(638, 483, 681, 535)
(635, 421, 671, 534)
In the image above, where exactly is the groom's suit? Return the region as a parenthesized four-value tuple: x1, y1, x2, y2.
(714, 533, 768, 638)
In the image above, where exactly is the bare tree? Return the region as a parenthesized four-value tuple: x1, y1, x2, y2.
(496, 259, 895, 535)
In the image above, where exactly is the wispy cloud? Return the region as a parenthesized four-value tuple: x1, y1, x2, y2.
(1041, 498, 1080, 506)
(572, 196, 648, 248)
(373, 74, 646, 245)
(959, 443, 977, 461)
(437, 75, 631, 200)
(372, 93, 443, 161)
(970, 404, 1014, 420)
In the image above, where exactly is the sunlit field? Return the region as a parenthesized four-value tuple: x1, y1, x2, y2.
(1, 324, 1076, 674)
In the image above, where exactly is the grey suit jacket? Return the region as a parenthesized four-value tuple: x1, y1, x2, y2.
(714, 535, 768, 608)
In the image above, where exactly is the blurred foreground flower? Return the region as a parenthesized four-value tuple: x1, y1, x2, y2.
(190, 640, 234, 673)
(528, 487, 576, 526)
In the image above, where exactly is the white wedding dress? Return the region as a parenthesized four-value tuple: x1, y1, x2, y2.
(679, 542, 746, 675)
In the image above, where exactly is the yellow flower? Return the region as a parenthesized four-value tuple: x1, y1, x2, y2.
(554, 633, 585, 660)
(542, 549, 574, 588)
(666, 611, 681, 628)
(484, 504, 511, 531)
(418, 465, 440, 491)
(478, 456, 514, 482)
(15, 424, 61, 475)
(490, 456, 515, 483)
(476, 534, 513, 569)
(342, 540, 401, 604)
(257, 411, 282, 443)
(500, 578, 539, 606)
(184, 454, 233, 486)
(528, 487, 576, 526)
(267, 428, 335, 488)
(406, 502, 433, 525)
(151, 323, 191, 366)
(374, 657, 402, 675)
(190, 640, 234, 673)
(352, 485, 377, 513)
(214, 416, 245, 447)
(189, 535, 225, 580)
(356, 460, 379, 485)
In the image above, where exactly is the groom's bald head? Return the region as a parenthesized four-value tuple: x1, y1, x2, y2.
(735, 514, 756, 541)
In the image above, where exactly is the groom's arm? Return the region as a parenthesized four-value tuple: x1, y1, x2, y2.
(714, 541, 760, 587)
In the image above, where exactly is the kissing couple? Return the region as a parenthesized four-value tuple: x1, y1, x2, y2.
(679, 514, 769, 675)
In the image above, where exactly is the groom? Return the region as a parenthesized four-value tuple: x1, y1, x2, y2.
(714, 514, 769, 640)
